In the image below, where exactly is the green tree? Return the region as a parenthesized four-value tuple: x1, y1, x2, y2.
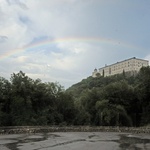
(81, 89, 100, 124)
(73, 99, 91, 125)
(95, 100, 132, 126)
(136, 66, 150, 125)
(56, 92, 76, 125)
(0, 77, 12, 125)
(10, 71, 35, 125)
(103, 81, 137, 111)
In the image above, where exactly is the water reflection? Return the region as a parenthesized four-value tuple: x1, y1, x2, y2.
(6, 133, 50, 150)
(118, 134, 150, 150)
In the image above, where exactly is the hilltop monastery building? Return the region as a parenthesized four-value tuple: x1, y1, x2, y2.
(92, 57, 149, 77)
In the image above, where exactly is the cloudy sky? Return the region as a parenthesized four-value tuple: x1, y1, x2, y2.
(0, 0, 150, 88)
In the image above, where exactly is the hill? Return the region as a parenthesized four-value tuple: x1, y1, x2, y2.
(67, 67, 150, 126)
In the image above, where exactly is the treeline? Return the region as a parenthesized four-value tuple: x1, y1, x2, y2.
(0, 71, 76, 126)
(0, 67, 150, 127)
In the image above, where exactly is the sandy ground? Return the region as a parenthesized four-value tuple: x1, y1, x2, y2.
(0, 132, 150, 150)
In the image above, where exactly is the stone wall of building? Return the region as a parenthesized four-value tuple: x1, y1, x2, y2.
(92, 57, 149, 77)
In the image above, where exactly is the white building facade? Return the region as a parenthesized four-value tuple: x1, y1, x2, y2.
(92, 57, 149, 77)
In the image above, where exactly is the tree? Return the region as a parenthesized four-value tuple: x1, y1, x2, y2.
(102, 80, 136, 111)
(96, 72, 101, 77)
(95, 100, 132, 126)
(80, 89, 102, 125)
(10, 71, 35, 125)
(56, 92, 76, 125)
(0, 77, 12, 125)
(136, 66, 150, 125)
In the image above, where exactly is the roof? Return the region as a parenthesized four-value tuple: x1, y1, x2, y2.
(99, 57, 149, 70)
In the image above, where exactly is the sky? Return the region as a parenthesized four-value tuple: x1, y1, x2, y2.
(0, 0, 150, 89)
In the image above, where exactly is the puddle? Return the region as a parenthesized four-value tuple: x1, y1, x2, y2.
(34, 139, 86, 150)
(87, 133, 150, 150)
(86, 133, 150, 150)
(117, 134, 150, 150)
(4, 133, 53, 150)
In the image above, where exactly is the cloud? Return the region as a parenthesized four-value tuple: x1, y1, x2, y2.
(0, 0, 150, 88)
(0, 36, 8, 42)
(6, 0, 28, 9)
(145, 55, 150, 65)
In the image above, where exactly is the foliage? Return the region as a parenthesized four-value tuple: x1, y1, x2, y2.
(67, 67, 150, 126)
(0, 71, 75, 126)
(0, 67, 150, 126)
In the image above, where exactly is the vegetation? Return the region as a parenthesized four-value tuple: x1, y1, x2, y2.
(0, 67, 150, 126)
(0, 71, 75, 126)
(67, 66, 150, 127)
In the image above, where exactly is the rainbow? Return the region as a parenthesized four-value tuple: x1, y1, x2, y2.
(0, 37, 136, 61)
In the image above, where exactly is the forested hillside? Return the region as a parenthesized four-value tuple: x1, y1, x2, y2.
(67, 66, 150, 127)
(0, 67, 150, 127)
